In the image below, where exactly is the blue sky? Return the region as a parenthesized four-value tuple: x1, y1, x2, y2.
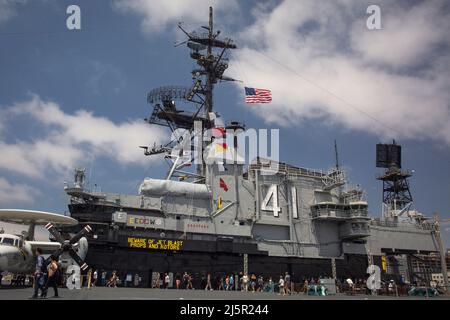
(0, 0, 449, 246)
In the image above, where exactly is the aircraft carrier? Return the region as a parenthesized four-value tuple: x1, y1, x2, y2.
(62, 7, 442, 288)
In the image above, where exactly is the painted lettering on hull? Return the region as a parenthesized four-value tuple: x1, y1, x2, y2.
(127, 237, 184, 251)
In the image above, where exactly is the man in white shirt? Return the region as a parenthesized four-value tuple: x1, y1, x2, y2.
(278, 275, 285, 295)
(346, 277, 354, 294)
(93, 270, 98, 287)
(164, 273, 170, 289)
(242, 274, 249, 291)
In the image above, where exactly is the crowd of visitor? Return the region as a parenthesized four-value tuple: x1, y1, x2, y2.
(20, 248, 418, 298)
(27, 251, 405, 297)
(85, 268, 327, 294)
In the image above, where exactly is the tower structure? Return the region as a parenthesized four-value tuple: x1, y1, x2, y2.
(376, 140, 413, 219)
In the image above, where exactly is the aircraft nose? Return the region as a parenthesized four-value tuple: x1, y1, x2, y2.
(0, 246, 15, 267)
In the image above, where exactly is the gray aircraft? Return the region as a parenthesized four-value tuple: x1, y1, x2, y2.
(0, 209, 90, 275)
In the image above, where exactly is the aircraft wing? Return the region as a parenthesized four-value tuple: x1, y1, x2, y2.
(27, 241, 61, 254)
(0, 209, 78, 226)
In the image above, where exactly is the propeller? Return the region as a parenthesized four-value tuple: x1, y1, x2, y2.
(44, 223, 92, 271)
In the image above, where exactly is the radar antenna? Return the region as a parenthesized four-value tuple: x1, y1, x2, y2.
(376, 140, 414, 220)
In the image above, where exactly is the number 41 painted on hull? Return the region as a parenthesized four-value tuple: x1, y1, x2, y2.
(261, 184, 298, 218)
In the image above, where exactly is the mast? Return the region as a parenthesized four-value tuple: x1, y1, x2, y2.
(334, 140, 340, 170)
(205, 6, 213, 115)
(143, 6, 237, 182)
(334, 140, 343, 198)
(201, 6, 215, 177)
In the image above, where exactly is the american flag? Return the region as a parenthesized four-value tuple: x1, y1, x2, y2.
(244, 87, 272, 103)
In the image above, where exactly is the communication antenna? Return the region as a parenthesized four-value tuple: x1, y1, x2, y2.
(334, 140, 340, 170)
(74, 168, 86, 189)
(376, 140, 413, 219)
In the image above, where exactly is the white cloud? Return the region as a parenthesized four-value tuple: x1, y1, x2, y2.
(0, 177, 40, 205)
(113, 0, 450, 147)
(112, 0, 238, 34)
(228, 0, 450, 145)
(0, 0, 27, 25)
(350, 1, 450, 68)
(0, 95, 165, 180)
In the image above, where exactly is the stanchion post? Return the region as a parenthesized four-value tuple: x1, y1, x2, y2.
(87, 269, 92, 289)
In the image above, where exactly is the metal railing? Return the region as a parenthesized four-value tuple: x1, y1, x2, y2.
(370, 219, 436, 231)
(311, 208, 369, 220)
(311, 202, 369, 220)
(249, 161, 326, 178)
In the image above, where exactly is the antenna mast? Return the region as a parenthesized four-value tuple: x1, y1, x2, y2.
(205, 6, 213, 115)
(143, 6, 237, 181)
(334, 140, 340, 170)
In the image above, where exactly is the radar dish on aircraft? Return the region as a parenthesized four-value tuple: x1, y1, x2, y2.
(0, 209, 78, 226)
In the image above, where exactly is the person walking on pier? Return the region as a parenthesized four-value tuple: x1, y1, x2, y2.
(107, 271, 118, 288)
(230, 274, 234, 290)
(175, 273, 181, 289)
(225, 275, 230, 290)
(278, 275, 285, 295)
(187, 273, 194, 290)
(42, 256, 60, 298)
(284, 272, 291, 295)
(242, 274, 249, 291)
(346, 277, 355, 295)
(268, 277, 274, 293)
(257, 275, 264, 292)
(101, 271, 106, 286)
(31, 248, 45, 299)
(303, 279, 309, 295)
(205, 273, 213, 291)
(182, 272, 189, 289)
(164, 273, 170, 289)
(250, 274, 257, 292)
(218, 276, 224, 290)
(92, 269, 98, 287)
